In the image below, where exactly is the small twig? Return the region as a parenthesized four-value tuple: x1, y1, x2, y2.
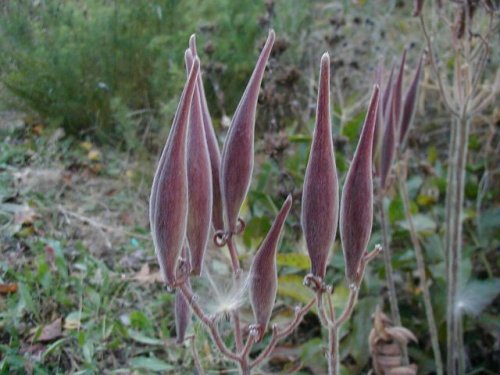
(188, 335, 205, 375)
(377, 196, 409, 365)
(396, 158, 444, 375)
(250, 299, 315, 369)
(178, 282, 240, 363)
(226, 237, 241, 275)
(419, 15, 459, 117)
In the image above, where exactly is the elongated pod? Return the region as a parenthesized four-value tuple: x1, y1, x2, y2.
(220, 30, 275, 235)
(340, 86, 379, 283)
(184, 50, 213, 276)
(249, 195, 292, 341)
(301, 53, 339, 280)
(189, 35, 224, 232)
(393, 50, 407, 138)
(399, 55, 423, 146)
(149, 58, 200, 288)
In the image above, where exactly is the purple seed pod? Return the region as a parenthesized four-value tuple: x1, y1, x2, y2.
(393, 50, 407, 136)
(249, 195, 292, 341)
(184, 50, 213, 276)
(301, 53, 339, 280)
(340, 85, 379, 284)
(380, 87, 396, 189)
(399, 55, 423, 147)
(149, 57, 200, 288)
(189, 35, 224, 232)
(372, 61, 385, 176)
(382, 64, 395, 119)
(413, 0, 424, 17)
(220, 30, 275, 235)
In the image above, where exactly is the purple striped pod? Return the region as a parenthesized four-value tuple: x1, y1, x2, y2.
(249, 195, 292, 341)
(301, 53, 339, 281)
(189, 35, 224, 232)
(184, 50, 213, 276)
(220, 30, 275, 235)
(340, 85, 379, 284)
(149, 57, 200, 288)
(399, 55, 423, 146)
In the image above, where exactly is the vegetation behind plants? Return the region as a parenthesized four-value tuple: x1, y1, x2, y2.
(0, 1, 498, 374)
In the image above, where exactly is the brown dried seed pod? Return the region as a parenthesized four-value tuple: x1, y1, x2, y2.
(249, 195, 292, 341)
(301, 53, 339, 280)
(340, 85, 379, 284)
(369, 306, 418, 375)
(189, 35, 224, 232)
(220, 30, 275, 235)
(184, 50, 213, 276)
(150, 58, 200, 288)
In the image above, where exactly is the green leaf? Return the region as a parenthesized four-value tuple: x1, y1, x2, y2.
(130, 356, 174, 372)
(388, 197, 404, 224)
(458, 278, 500, 317)
(397, 214, 436, 235)
(127, 329, 164, 346)
(277, 274, 312, 305)
(276, 253, 311, 270)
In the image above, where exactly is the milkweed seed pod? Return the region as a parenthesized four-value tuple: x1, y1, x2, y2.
(382, 64, 395, 119)
(393, 50, 407, 138)
(184, 50, 213, 276)
(399, 55, 423, 147)
(372, 61, 385, 176)
(380, 81, 396, 189)
(220, 30, 275, 235)
(340, 86, 379, 284)
(189, 35, 224, 232)
(301, 53, 339, 281)
(380, 51, 405, 188)
(249, 195, 292, 341)
(149, 58, 200, 288)
(412, 0, 424, 17)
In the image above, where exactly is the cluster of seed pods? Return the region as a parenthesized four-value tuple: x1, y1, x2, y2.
(149, 30, 407, 349)
(374, 51, 423, 190)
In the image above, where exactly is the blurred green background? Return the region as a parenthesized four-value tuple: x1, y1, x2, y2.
(0, 1, 498, 374)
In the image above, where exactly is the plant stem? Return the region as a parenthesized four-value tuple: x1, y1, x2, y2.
(227, 237, 244, 352)
(189, 335, 205, 375)
(250, 299, 315, 369)
(378, 197, 409, 365)
(446, 116, 470, 374)
(178, 282, 241, 364)
(321, 246, 381, 375)
(397, 162, 444, 375)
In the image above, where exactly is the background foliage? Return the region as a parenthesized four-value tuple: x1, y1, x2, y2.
(0, 0, 498, 374)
